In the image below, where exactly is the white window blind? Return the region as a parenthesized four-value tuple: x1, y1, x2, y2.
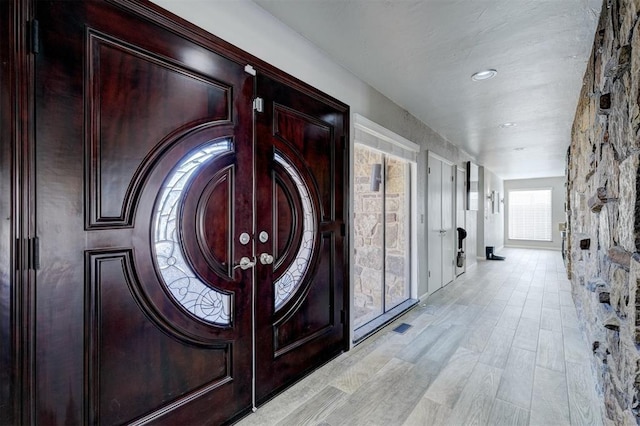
(508, 189, 552, 241)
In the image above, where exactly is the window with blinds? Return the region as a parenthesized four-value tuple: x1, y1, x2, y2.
(508, 189, 552, 241)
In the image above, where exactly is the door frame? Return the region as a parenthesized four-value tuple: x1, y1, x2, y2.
(1, 0, 350, 423)
(1, 0, 37, 423)
(351, 114, 419, 344)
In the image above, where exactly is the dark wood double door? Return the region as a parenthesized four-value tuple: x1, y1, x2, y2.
(31, 1, 348, 424)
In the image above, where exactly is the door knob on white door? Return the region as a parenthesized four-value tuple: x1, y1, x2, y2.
(259, 253, 274, 265)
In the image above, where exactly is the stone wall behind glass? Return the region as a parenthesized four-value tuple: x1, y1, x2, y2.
(353, 146, 408, 327)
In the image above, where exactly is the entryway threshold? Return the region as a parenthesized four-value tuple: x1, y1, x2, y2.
(352, 299, 419, 345)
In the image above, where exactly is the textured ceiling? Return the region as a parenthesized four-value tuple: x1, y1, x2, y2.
(253, 0, 602, 179)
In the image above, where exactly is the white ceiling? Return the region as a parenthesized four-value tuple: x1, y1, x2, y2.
(253, 0, 601, 180)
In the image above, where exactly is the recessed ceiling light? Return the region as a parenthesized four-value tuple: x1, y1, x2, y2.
(471, 69, 498, 81)
(500, 122, 517, 128)
(513, 147, 525, 151)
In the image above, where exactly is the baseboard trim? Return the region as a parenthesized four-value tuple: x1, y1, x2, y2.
(504, 244, 561, 251)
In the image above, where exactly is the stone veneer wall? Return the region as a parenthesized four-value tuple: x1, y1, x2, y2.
(566, 0, 640, 423)
(353, 146, 408, 328)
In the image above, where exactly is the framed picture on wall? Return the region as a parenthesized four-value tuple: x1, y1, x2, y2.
(466, 161, 479, 211)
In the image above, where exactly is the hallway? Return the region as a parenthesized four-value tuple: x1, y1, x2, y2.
(238, 248, 604, 425)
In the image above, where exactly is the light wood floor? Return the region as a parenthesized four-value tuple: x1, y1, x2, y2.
(238, 248, 605, 426)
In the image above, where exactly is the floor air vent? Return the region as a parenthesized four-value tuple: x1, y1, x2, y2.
(392, 323, 412, 334)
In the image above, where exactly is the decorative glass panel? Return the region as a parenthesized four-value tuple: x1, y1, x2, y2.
(153, 140, 232, 325)
(274, 153, 316, 310)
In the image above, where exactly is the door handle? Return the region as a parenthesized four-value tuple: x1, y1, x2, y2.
(234, 256, 256, 270)
(259, 253, 274, 265)
(439, 230, 447, 235)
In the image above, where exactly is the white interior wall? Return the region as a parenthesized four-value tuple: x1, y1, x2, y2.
(151, 0, 481, 321)
(484, 168, 505, 252)
(465, 210, 478, 266)
(477, 167, 486, 258)
(504, 177, 565, 250)
(477, 166, 505, 257)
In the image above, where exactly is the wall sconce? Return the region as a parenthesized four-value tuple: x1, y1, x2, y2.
(370, 163, 382, 192)
(487, 191, 500, 213)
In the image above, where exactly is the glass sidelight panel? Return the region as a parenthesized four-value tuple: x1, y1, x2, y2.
(353, 145, 411, 329)
(353, 146, 384, 328)
(384, 157, 410, 310)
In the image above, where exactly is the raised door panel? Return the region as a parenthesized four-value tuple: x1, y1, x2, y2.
(254, 75, 348, 403)
(86, 32, 232, 228)
(274, 107, 333, 221)
(34, 2, 253, 424)
(86, 250, 232, 425)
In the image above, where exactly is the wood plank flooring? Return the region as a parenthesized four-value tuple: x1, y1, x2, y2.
(237, 248, 605, 426)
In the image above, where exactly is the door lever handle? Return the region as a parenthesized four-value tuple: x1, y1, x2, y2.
(259, 253, 274, 265)
(234, 256, 256, 270)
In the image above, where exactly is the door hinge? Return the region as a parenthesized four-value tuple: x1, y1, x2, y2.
(30, 19, 40, 54)
(451, 175, 454, 181)
(244, 64, 256, 76)
(428, 167, 431, 174)
(253, 97, 264, 113)
(28, 237, 40, 270)
(428, 270, 431, 277)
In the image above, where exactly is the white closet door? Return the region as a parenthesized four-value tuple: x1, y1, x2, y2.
(428, 153, 456, 294)
(456, 167, 466, 276)
(428, 157, 443, 294)
(441, 163, 455, 286)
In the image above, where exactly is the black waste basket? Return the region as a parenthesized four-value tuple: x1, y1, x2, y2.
(486, 246, 494, 259)
(486, 246, 505, 261)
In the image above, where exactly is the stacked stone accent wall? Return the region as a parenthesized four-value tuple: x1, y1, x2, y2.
(567, 0, 640, 423)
